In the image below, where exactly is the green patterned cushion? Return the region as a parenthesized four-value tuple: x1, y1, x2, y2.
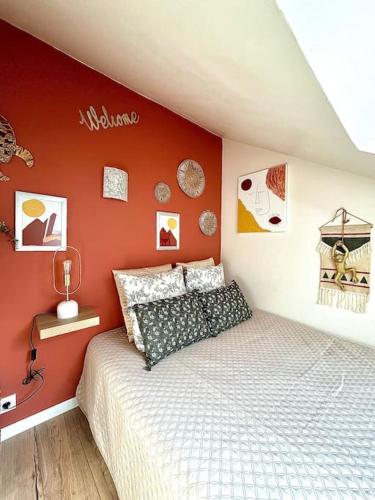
(134, 292, 210, 370)
(197, 281, 252, 337)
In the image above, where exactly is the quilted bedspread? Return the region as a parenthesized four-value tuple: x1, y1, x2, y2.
(76, 310, 375, 499)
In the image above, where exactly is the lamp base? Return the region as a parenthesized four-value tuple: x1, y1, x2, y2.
(57, 300, 79, 319)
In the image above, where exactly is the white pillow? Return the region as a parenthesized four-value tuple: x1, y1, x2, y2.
(185, 263, 225, 292)
(116, 267, 186, 351)
(176, 257, 215, 269)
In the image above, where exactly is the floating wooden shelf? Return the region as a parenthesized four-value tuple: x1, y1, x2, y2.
(36, 306, 100, 340)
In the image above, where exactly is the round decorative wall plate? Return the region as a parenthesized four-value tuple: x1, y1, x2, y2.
(199, 210, 218, 236)
(177, 159, 205, 198)
(154, 182, 171, 203)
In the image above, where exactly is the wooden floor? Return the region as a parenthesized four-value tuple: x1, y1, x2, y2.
(0, 408, 118, 500)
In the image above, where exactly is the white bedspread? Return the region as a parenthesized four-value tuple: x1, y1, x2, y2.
(76, 310, 375, 499)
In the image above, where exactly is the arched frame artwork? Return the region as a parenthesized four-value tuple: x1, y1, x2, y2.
(237, 163, 287, 233)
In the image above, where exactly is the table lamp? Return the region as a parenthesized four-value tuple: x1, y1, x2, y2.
(52, 246, 81, 319)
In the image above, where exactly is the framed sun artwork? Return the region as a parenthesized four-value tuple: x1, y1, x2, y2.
(237, 163, 287, 233)
(15, 191, 67, 251)
(156, 211, 180, 250)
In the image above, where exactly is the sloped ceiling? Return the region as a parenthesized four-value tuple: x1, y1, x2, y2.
(277, 0, 375, 156)
(1, 0, 374, 177)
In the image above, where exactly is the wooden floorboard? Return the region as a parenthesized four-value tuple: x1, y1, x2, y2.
(0, 408, 118, 500)
(71, 409, 118, 499)
(0, 429, 36, 500)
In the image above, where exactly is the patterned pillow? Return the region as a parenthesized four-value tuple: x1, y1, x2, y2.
(113, 263, 172, 343)
(115, 267, 186, 351)
(185, 263, 225, 292)
(197, 281, 252, 336)
(134, 292, 210, 370)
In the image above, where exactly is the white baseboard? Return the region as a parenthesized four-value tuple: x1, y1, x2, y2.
(0, 397, 78, 442)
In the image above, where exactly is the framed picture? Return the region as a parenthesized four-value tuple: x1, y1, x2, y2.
(15, 191, 67, 251)
(237, 163, 287, 233)
(156, 211, 180, 250)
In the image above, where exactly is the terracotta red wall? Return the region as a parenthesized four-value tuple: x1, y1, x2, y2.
(0, 21, 222, 428)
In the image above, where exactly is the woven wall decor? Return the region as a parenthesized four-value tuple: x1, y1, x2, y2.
(0, 114, 34, 182)
(103, 166, 128, 201)
(177, 159, 205, 198)
(154, 182, 171, 203)
(199, 210, 217, 236)
(317, 208, 373, 313)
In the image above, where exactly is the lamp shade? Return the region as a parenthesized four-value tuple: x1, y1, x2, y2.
(52, 246, 81, 319)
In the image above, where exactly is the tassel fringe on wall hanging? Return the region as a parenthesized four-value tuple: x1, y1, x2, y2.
(317, 208, 373, 314)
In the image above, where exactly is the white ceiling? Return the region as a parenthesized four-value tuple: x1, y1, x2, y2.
(1, 0, 375, 177)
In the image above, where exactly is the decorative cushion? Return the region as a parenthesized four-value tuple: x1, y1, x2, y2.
(134, 292, 210, 370)
(113, 263, 172, 343)
(176, 257, 215, 269)
(197, 281, 252, 337)
(185, 263, 225, 292)
(115, 267, 186, 351)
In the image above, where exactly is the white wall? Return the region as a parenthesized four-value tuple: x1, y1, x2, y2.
(222, 139, 375, 346)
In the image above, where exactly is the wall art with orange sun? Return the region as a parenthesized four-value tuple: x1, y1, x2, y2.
(15, 191, 67, 251)
(156, 211, 180, 251)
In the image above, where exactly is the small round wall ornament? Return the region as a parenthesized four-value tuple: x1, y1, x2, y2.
(199, 210, 218, 236)
(154, 182, 171, 203)
(177, 159, 205, 198)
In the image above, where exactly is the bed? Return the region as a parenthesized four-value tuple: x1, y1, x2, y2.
(76, 309, 375, 499)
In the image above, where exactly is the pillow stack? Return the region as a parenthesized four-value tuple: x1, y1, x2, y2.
(114, 258, 252, 370)
(114, 266, 186, 351)
(113, 263, 172, 343)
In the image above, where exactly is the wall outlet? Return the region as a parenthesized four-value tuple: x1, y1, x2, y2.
(0, 394, 16, 414)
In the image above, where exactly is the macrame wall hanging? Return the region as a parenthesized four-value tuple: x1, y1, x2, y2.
(317, 208, 373, 313)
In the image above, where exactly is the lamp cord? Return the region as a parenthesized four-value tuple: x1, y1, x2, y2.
(22, 314, 44, 385)
(18, 371, 45, 406)
(15, 314, 46, 408)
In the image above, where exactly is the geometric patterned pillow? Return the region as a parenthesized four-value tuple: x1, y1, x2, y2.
(185, 263, 225, 293)
(197, 281, 252, 337)
(134, 292, 210, 370)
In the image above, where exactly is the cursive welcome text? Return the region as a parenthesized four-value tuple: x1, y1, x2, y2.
(79, 105, 140, 131)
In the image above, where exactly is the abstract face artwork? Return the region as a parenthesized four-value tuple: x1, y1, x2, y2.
(15, 191, 67, 251)
(156, 211, 180, 250)
(237, 164, 287, 233)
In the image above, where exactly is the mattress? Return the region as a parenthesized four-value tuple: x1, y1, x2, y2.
(76, 310, 375, 499)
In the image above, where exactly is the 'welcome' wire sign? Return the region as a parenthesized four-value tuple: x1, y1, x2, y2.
(79, 105, 140, 132)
